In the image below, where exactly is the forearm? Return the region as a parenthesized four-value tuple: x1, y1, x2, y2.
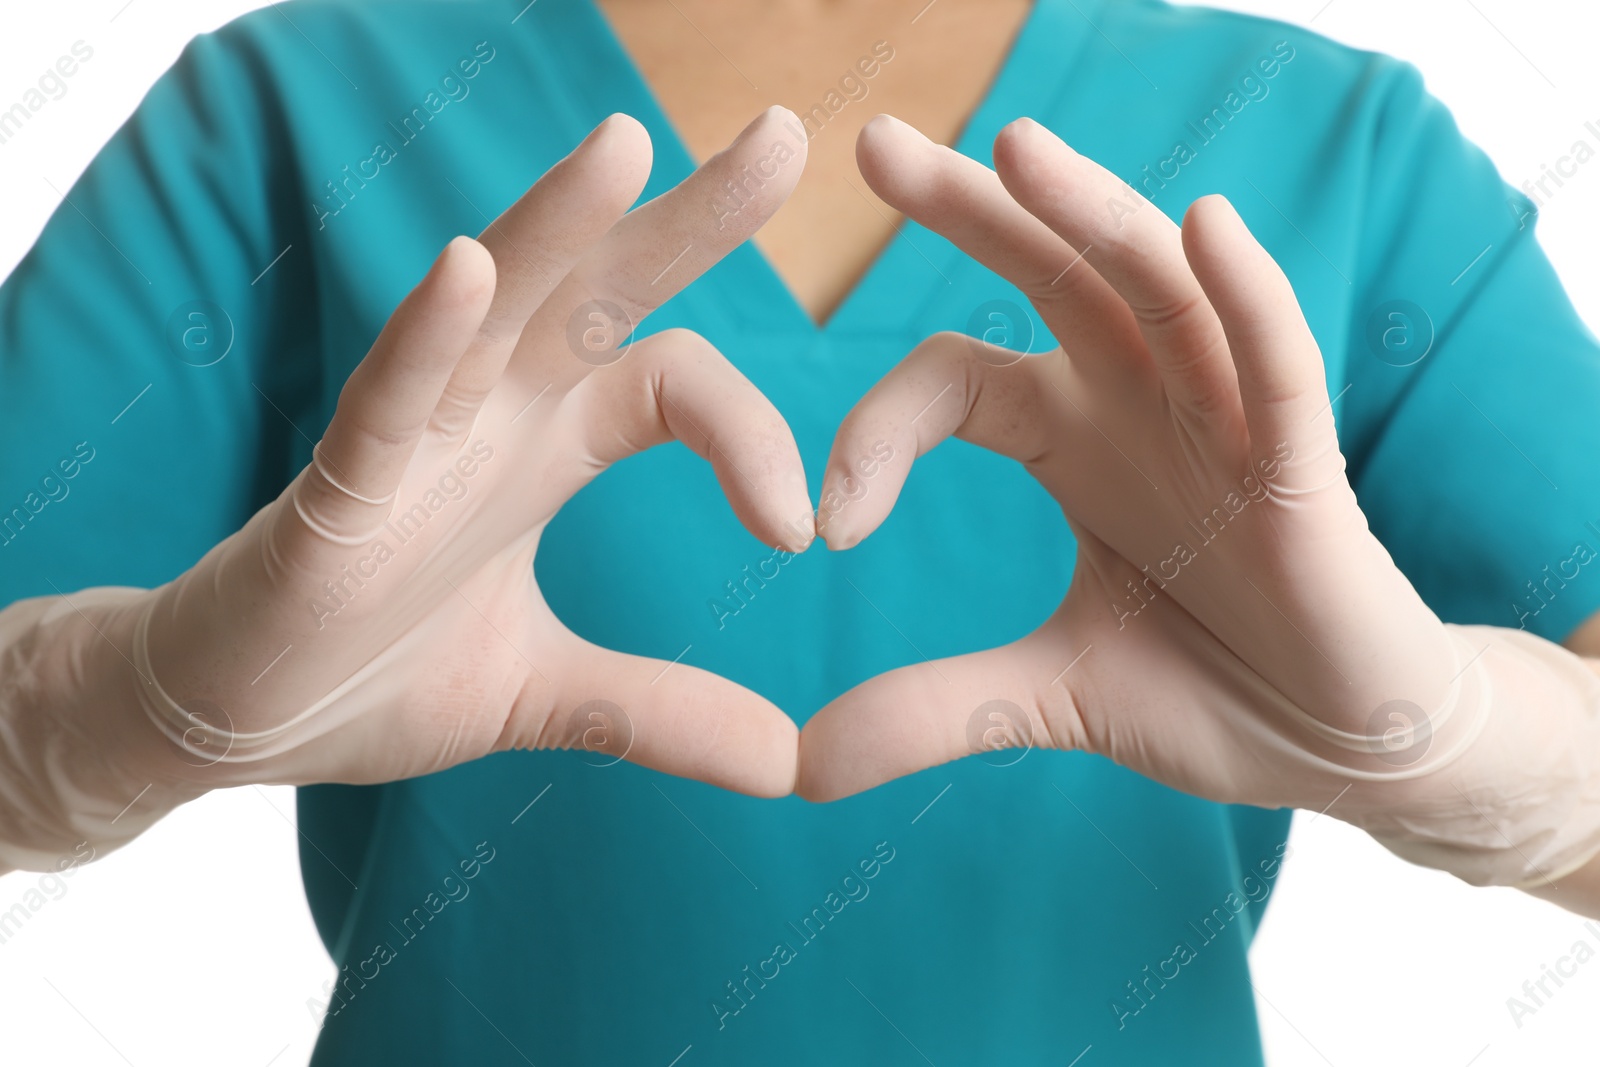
(1352, 624, 1600, 908)
(1528, 851, 1600, 918)
(1520, 651, 1600, 917)
(0, 589, 204, 873)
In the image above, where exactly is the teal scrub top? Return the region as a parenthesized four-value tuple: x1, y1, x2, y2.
(5, 0, 1600, 1062)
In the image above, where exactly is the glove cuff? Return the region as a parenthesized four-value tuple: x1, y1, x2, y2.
(1365, 624, 1600, 889)
(0, 590, 201, 872)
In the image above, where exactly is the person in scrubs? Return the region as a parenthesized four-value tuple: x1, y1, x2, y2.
(3, 0, 1600, 1063)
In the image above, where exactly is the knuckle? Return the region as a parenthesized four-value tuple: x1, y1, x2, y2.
(648, 326, 717, 364)
(1036, 681, 1089, 753)
(1135, 291, 1208, 330)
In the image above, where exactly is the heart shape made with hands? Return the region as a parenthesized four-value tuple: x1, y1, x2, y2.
(130, 106, 1476, 833)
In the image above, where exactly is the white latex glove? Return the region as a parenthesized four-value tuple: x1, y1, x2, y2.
(796, 116, 1600, 892)
(0, 109, 813, 872)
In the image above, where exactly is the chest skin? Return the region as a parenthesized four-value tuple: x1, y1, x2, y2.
(594, 0, 1034, 324)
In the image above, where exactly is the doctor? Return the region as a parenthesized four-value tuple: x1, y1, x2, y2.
(1, 0, 1598, 1062)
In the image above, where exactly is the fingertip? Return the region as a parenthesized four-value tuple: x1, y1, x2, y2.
(764, 711, 802, 800)
(758, 103, 801, 129)
(688, 106, 805, 239)
(725, 498, 811, 559)
(993, 118, 1079, 209)
(786, 515, 819, 556)
(818, 524, 852, 552)
(855, 114, 893, 178)
(596, 110, 648, 141)
(794, 724, 847, 803)
(993, 116, 1058, 161)
(440, 232, 494, 274)
(765, 497, 818, 557)
(1191, 191, 1239, 220)
(746, 105, 809, 165)
(814, 453, 896, 551)
(856, 114, 936, 207)
(431, 236, 497, 309)
(707, 688, 800, 800)
(596, 112, 652, 169)
(816, 502, 870, 552)
(856, 112, 900, 152)
(860, 112, 900, 133)
(1183, 194, 1279, 297)
(993, 115, 1036, 150)
(722, 450, 816, 557)
(580, 112, 653, 204)
(714, 688, 800, 799)
(856, 113, 922, 159)
(742, 428, 817, 556)
(1182, 194, 1242, 251)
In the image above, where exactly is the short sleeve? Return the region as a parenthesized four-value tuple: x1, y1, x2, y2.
(1342, 61, 1600, 643)
(0, 22, 316, 606)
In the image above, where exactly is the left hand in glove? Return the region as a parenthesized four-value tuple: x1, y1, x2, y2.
(796, 115, 1600, 893)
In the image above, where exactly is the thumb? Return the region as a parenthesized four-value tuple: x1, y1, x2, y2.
(795, 620, 1085, 802)
(509, 636, 800, 799)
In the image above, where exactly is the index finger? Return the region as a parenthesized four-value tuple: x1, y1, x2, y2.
(855, 113, 1138, 367)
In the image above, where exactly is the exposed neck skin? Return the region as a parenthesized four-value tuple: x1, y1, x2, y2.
(595, 0, 1034, 325)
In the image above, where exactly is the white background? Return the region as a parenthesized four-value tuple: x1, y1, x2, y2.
(2, 1, 1599, 1064)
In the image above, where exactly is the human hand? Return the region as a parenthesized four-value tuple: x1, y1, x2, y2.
(796, 116, 1600, 890)
(102, 109, 813, 802)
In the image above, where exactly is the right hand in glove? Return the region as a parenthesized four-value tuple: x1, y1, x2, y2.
(0, 109, 812, 870)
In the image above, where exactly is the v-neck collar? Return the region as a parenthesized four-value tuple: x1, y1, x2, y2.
(540, 0, 1095, 337)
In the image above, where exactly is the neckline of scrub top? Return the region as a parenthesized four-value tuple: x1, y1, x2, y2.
(555, 0, 1097, 338)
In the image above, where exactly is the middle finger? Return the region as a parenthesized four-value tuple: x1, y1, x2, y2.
(515, 105, 809, 394)
(993, 117, 1240, 423)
